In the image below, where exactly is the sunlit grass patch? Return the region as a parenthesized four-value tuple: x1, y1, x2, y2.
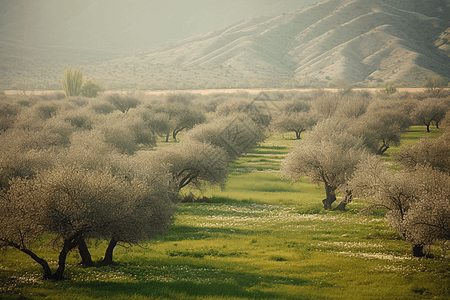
(384, 125, 442, 160)
(201, 172, 325, 208)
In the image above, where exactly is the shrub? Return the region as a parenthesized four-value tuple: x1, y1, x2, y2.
(80, 78, 102, 98)
(383, 84, 397, 94)
(38, 92, 66, 101)
(0, 101, 21, 132)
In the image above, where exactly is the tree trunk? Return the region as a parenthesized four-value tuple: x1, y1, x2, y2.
(426, 123, 431, 133)
(322, 186, 337, 210)
(377, 144, 389, 155)
(52, 235, 80, 280)
(295, 130, 301, 140)
(334, 190, 352, 212)
(102, 238, 118, 266)
(77, 238, 94, 267)
(7, 241, 53, 279)
(173, 127, 185, 140)
(412, 244, 425, 257)
(165, 133, 170, 142)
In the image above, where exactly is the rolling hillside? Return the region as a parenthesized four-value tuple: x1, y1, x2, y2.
(103, 0, 449, 88)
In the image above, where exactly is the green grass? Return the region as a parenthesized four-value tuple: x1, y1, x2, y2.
(383, 125, 443, 160)
(1, 127, 450, 300)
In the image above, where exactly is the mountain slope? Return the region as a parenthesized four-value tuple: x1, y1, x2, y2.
(104, 0, 449, 87)
(1, 0, 449, 89)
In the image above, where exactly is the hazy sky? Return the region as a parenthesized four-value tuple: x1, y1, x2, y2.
(0, 0, 322, 53)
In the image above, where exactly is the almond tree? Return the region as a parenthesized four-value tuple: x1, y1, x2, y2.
(0, 101, 21, 132)
(310, 94, 340, 119)
(0, 128, 178, 278)
(403, 168, 450, 256)
(141, 110, 172, 139)
(0, 129, 53, 190)
(0, 154, 177, 278)
(171, 107, 206, 140)
(270, 111, 317, 139)
(184, 113, 265, 161)
(141, 140, 229, 194)
(281, 118, 365, 210)
(411, 98, 449, 132)
(106, 93, 142, 113)
(94, 157, 177, 265)
(423, 75, 450, 97)
(335, 94, 372, 119)
(351, 108, 411, 155)
(215, 98, 272, 128)
(0, 166, 128, 280)
(93, 113, 157, 154)
(153, 103, 206, 142)
(347, 155, 450, 257)
(397, 131, 450, 174)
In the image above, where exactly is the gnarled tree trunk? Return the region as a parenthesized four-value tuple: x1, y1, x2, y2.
(412, 244, 425, 257)
(377, 143, 389, 155)
(102, 238, 118, 266)
(334, 190, 352, 212)
(52, 233, 81, 280)
(322, 185, 337, 210)
(5, 241, 53, 279)
(77, 238, 94, 266)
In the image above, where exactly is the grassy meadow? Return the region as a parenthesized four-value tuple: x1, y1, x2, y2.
(1, 130, 450, 300)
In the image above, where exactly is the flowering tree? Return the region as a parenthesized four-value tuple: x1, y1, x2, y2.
(335, 95, 372, 119)
(184, 113, 265, 161)
(397, 131, 450, 174)
(310, 94, 340, 119)
(106, 93, 142, 113)
(270, 111, 317, 139)
(215, 98, 272, 128)
(411, 98, 448, 132)
(0, 127, 177, 279)
(347, 155, 450, 257)
(281, 118, 365, 210)
(351, 107, 411, 155)
(141, 140, 229, 195)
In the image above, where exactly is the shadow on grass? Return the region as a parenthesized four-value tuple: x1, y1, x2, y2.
(160, 225, 269, 242)
(66, 265, 332, 300)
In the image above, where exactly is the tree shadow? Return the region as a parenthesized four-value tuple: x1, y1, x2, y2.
(68, 265, 332, 300)
(159, 225, 269, 242)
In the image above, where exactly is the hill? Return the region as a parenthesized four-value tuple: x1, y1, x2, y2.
(1, 0, 449, 89)
(93, 0, 449, 88)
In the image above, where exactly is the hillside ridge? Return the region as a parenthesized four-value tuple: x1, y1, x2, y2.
(82, 0, 449, 88)
(1, 0, 449, 89)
